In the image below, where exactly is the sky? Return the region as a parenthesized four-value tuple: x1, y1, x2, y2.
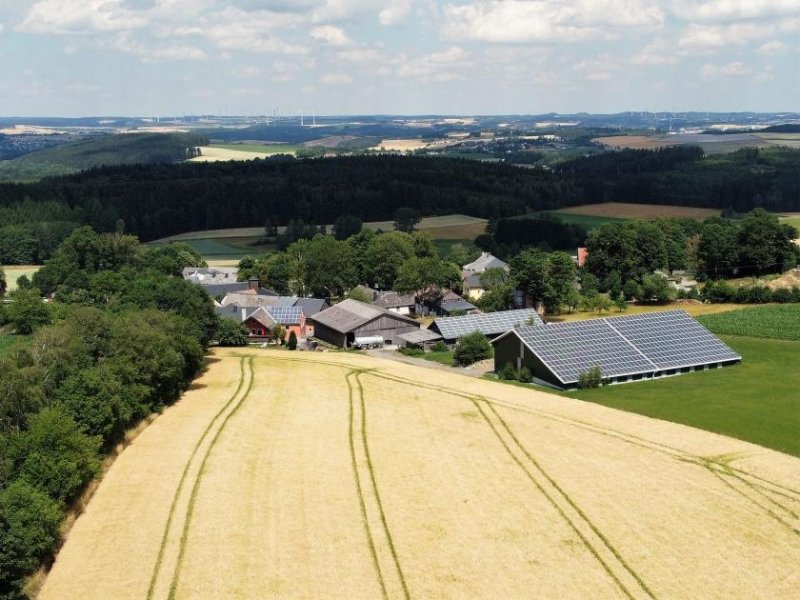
(0, 0, 798, 117)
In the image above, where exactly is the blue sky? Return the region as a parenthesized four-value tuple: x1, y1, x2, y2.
(0, 0, 798, 117)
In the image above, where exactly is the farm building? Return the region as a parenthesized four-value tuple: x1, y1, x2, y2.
(430, 308, 543, 345)
(462, 252, 509, 300)
(492, 310, 741, 389)
(309, 299, 420, 348)
(217, 305, 307, 341)
(418, 290, 478, 316)
(398, 328, 443, 350)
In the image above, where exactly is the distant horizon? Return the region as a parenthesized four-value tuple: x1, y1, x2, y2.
(1, 110, 798, 121)
(1, 1, 798, 117)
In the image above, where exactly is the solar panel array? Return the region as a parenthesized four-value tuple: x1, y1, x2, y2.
(266, 306, 303, 325)
(513, 310, 740, 385)
(433, 308, 543, 340)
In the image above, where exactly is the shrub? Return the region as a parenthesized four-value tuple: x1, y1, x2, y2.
(453, 332, 492, 366)
(517, 367, 533, 383)
(431, 341, 449, 353)
(498, 362, 517, 380)
(214, 318, 249, 347)
(577, 365, 604, 389)
(287, 330, 298, 350)
(398, 346, 424, 357)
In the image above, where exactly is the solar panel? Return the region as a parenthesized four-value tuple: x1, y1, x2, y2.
(433, 308, 543, 340)
(608, 310, 740, 370)
(511, 310, 740, 385)
(266, 306, 303, 325)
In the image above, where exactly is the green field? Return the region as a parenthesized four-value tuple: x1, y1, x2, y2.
(151, 237, 273, 260)
(543, 212, 626, 230)
(568, 336, 800, 457)
(781, 216, 800, 231)
(697, 304, 800, 341)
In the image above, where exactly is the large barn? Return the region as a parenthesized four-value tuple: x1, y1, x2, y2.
(309, 299, 420, 348)
(492, 310, 741, 389)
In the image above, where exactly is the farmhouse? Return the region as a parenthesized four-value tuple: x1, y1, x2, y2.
(462, 252, 509, 300)
(493, 310, 741, 389)
(217, 304, 307, 340)
(430, 308, 543, 346)
(309, 298, 420, 348)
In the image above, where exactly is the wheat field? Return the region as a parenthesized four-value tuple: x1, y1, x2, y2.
(40, 349, 800, 599)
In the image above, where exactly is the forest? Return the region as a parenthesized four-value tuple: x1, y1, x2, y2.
(0, 147, 797, 255)
(0, 229, 217, 598)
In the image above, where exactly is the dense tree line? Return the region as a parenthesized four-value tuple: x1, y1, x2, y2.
(0, 148, 799, 249)
(488, 213, 589, 256)
(0, 228, 216, 598)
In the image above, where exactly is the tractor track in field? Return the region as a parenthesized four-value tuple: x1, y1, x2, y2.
(365, 370, 653, 599)
(346, 370, 410, 600)
(236, 354, 800, 597)
(146, 355, 255, 600)
(370, 369, 800, 545)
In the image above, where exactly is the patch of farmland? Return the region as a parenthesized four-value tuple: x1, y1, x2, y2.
(188, 144, 296, 162)
(554, 202, 720, 220)
(592, 135, 665, 150)
(697, 304, 800, 341)
(371, 138, 430, 151)
(2, 264, 41, 291)
(41, 350, 800, 599)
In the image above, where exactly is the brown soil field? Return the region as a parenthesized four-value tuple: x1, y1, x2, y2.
(555, 202, 720, 220)
(40, 349, 800, 599)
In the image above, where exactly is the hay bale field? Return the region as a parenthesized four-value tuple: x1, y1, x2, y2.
(40, 350, 800, 599)
(555, 202, 720, 220)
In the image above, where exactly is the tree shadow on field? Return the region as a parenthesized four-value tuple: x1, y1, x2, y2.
(187, 382, 207, 391)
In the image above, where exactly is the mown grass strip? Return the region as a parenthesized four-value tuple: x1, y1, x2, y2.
(146, 355, 247, 600)
(167, 355, 255, 600)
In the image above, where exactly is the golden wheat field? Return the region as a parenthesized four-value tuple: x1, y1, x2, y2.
(40, 350, 800, 599)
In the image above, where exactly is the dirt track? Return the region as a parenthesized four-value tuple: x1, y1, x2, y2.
(40, 350, 800, 599)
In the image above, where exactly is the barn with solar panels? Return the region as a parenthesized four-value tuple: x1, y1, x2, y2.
(492, 310, 741, 389)
(429, 308, 543, 346)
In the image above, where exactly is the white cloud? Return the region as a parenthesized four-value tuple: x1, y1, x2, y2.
(699, 61, 753, 79)
(398, 45, 468, 82)
(310, 24, 351, 45)
(443, 0, 664, 44)
(678, 22, 774, 48)
(321, 73, 353, 84)
(672, 0, 800, 22)
(337, 46, 389, 63)
(379, 0, 412, 25)
(18, 0, 148, 34)
(112, 33, 208, 61)
(757, 40, 789, 55)
(630, 39, 679, 64)
(311, 0, 379, 22)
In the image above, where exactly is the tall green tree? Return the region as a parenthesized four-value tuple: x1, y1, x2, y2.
(364, 231, 414, 289)
(511, 249, 577, 314)
(303, 235, 358, 298)
(7, 289, 50, 335)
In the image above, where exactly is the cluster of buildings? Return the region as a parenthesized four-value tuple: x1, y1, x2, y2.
(185, 254, 739, 390)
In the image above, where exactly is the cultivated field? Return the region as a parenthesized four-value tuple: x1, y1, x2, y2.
(371, 139, 430, 151)
(549, 301, 748, 323)
(188, 144, 296, 162)
(554, 202, 720, 220)
(41, 350, 800, 599)
(2, 264, 41, 291)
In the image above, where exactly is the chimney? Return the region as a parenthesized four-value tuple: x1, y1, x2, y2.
(248, 277, 260, 291)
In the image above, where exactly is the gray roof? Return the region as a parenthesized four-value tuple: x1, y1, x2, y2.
(463, 252, 508, 273)
(310, 298, 418, 334)
(183, 267, 238, 284)
(293, 297, 329, 316)
(221, 292, 282, 308)
(373, 290, 416, 309)
(439, 299, 478, 314)
(463, 273, 483, 288)
(248, 307, 277, 329)
(496, 310, 741, 385)
(398, 329, 443, 344)
(431, 308, 542, 340)
(200, 282, 276, 298)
